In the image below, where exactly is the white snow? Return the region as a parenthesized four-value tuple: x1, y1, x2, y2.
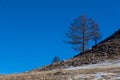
(64, 59, 120, 70)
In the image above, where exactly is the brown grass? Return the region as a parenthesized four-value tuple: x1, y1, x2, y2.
(0, 66, 120, 80)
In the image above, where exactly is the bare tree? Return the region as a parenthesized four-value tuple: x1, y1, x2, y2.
(65, 15, 91, 54)
(89, 20, 101, 45)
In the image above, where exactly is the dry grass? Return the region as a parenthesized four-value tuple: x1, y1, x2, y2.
(0, 66, 120, 80)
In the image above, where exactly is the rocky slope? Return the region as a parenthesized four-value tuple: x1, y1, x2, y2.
(31, 29, 120, 72)
(0, 29, 120, 80)
(0, 59, 120, 80)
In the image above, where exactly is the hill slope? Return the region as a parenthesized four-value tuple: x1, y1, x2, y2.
(0, 29, 120, 80)
(31, 29, 120, 72)
(0, 59, 120, 80)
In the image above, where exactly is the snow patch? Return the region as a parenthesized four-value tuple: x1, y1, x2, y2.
(64, 59, 120, 70)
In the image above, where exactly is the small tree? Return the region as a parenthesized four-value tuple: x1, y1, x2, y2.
(52, 56, 60, 64)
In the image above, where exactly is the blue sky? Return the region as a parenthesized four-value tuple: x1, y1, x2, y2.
(0, 0, 119, 74)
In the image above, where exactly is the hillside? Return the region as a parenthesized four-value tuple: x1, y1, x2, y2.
(31, 29, 120, 72)
(0, 59, 120, 80)
(0, 29, 120, 80)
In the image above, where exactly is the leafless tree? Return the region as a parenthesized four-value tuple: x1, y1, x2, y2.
(89, 20, 101, 45)
(65, 15, 91, 54)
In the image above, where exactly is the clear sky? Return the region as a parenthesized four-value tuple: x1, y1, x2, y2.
(0, 0, 119, 74)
